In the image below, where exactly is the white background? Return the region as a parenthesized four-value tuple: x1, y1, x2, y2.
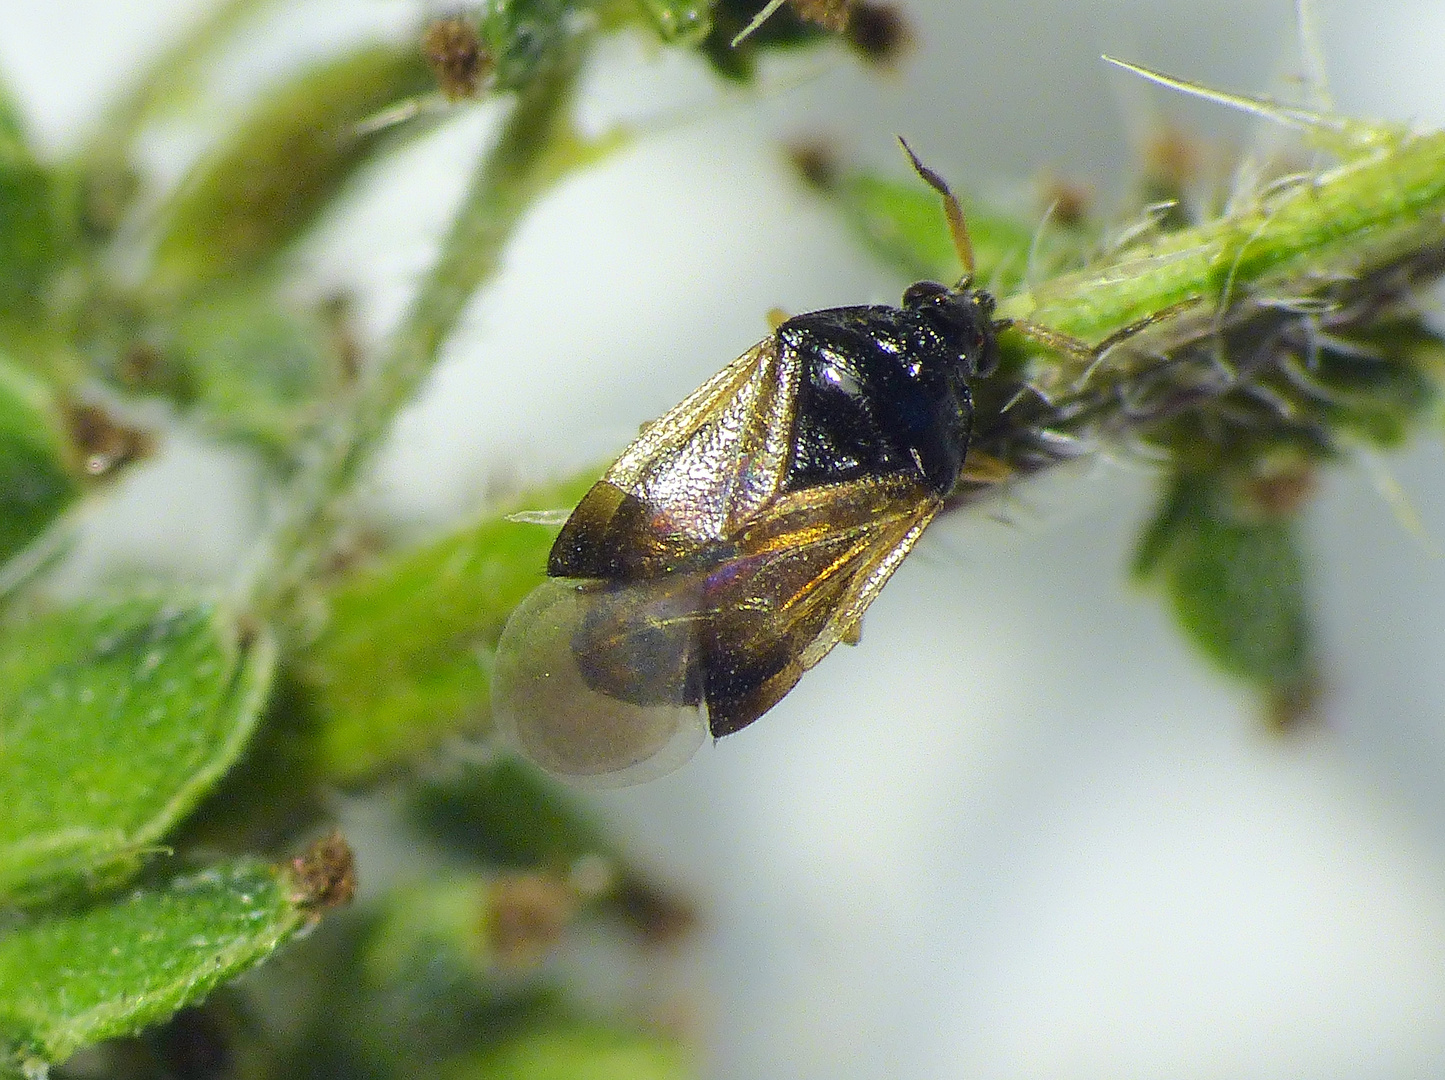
(5, 1, 1445, 1077)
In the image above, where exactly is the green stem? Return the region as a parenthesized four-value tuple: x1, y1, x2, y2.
(243, 41, 586, 624)
(1002, 131, 1445, 374)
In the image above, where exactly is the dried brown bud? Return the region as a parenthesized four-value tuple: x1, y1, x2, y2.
(1041, 178, 1092, 229)
(1265, 677, 1321, 733)
(1235, 457, 1317, 520)
(790, 0, 851, 32)
(287, 829, 358, 911)
(64, 401, 154, 478)
(423, 16, 489, 100)
(485, 872, 575, 968)
(611, 876, 700, 947)
(845, 2, 913, 66)
(787, 136, 841, 191)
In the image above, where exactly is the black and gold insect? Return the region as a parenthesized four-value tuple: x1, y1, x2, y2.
(493, 145, 1028, 786)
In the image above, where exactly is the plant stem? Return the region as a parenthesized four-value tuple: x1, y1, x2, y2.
(1002, 131, 1445, 375)
(243, 40, 587, 625)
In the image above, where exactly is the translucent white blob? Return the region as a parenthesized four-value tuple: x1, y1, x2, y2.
(491, 578, 709, 787)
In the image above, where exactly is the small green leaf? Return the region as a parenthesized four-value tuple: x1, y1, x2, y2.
(633, 0, 712, 43)
(364, 867, 583, 990)
(410, 757, 698, 942)
(0, 859, 315, 1075)
(0, 359, 79, 567)
(170, 287, 335, 459)
(149, 44, 436, 298)
(365, 873, 497, 985)
(1135, 477, 1314, 690)
(298, 472, 596, 783)
(0, 596, 276, 903)
(440, 1026, 692, 1080)
(1130, 479, 1193, 580)
(410, 756, 611, 870)
(0, 145, 62, 325)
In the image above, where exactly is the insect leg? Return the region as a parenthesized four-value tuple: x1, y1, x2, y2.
(997, 297, 1205, 368)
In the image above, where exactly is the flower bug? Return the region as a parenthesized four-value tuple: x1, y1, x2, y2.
(492, 142, 1099, 786)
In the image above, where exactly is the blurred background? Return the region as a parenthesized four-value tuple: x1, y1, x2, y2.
(6, 0, 1445, 1076)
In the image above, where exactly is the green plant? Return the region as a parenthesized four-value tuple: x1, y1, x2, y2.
(0, 0, 1443, 1076)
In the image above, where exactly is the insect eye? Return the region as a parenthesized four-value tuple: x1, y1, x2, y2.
(902, 280, 950, 307)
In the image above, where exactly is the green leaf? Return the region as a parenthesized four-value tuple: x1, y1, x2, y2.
(297, 472, 596, 783)
(410, 756, 611, 870)
(440, 1026, 692, 1080)
(0, 858, 318, 1076)
(0, 143, 62, 324)
(0, 596, 276, 903)
(149, 44, 437, 298)
(170, 287, 336, 459)
(633, 0, 712, 43)
(1134, 477, 1314, 690)
(0, 359, 79, 567)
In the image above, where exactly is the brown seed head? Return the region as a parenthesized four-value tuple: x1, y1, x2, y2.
(423, 16, 489, 100)
(845, 2, 913, 66)
(485, 872, 576, 968)
(790, 0, 852, 32)
(287, 829, 358, 911)
(64, 401, 155, 478)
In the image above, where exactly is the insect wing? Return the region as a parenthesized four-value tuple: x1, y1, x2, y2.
(550, 337, 799, 578)
(698, 473, 941, 736)
(491, 576, 710, 788)
(493, 474, 938, 783)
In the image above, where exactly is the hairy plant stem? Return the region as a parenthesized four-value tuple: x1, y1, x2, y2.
(947, 237, 1445, 516)
(243, 40, 587, 627)
(1002, 130, 1445, 375)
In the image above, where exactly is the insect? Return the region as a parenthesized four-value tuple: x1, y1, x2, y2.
(492, 143, 1080, 786)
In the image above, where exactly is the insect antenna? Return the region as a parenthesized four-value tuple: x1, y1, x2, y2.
(898, 137, 976, 281)
(896, 138, 1206, 372)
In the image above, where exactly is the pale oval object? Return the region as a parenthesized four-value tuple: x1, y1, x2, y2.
(491, 578, 709, 787)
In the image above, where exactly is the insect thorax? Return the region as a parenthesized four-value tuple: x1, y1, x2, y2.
(776, 294, 985, 497)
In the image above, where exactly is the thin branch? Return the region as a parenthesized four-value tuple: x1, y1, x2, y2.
(241, 39, 587, 624)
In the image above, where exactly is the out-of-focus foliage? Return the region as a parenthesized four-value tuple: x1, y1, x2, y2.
(2, 0, 1445, 1076)
(0, 359, 79, 564)
(148, 45, 438, 299)
(297, 473, 597, 783)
